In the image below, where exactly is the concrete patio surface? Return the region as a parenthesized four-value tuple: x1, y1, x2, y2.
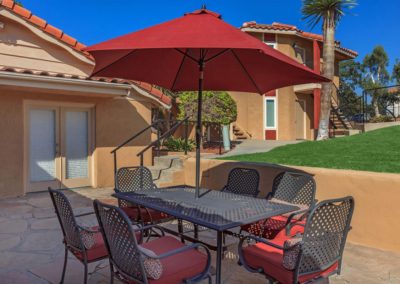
(0, 188, 399, 284)
(206, 139, 300, 159)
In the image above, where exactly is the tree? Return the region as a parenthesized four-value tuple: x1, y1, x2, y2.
(177, 91, 237, 125)
(338, 59, 362, 117)
(302, 0, 357, 140)
(393, 59, 400, 85)
(361, 46, 390, 117)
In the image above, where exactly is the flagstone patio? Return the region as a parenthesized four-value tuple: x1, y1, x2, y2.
(0, 188, 399, 284)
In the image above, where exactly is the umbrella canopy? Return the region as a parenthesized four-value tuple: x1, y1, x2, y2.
(85, 8, 329, 201)
(86, 8, 328, 93)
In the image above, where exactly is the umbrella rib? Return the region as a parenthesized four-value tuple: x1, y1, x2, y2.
(204, 48, 231, 63)
(230, 50, 263, 95)
(91, 50, 138, 77)
(171, 49, 188, 90)
(174, 48, 199, 64)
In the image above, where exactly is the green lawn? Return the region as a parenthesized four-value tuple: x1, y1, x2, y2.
(221, 126, 400, 173)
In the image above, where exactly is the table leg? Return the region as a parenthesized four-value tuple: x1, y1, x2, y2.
(216, 231, 223, 284)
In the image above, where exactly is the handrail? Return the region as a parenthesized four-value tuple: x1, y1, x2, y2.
(111, 119, 161, 154)
(136, 116, 190, 164)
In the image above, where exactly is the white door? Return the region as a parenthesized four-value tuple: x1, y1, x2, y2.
(61, 108, 91, 188)
(28, 107, 61, 192)
(26, 105, 92, 192)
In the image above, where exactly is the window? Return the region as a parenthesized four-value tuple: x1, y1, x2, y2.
(265, 98, 276, 129)
(294, 46, 306, 65)
(263, 33, 276, 49)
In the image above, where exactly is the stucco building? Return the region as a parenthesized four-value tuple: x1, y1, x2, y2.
(230, 22, 357, 141)
(0, 1, 171, 197)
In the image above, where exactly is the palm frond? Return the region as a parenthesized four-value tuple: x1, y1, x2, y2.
(301, 0, 357, 29)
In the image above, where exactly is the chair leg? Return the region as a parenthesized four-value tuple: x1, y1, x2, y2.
(110, 262, 114, 284)
(194, 224, 199, 239)
(60, 246, 68, 284)
(178, 219, 185, 243)
(83, 260, 88, 284)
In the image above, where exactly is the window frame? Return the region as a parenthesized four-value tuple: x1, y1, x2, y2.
(264, 97, 277, 130)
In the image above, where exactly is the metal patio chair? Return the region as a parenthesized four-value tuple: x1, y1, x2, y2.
(93, 199, 212, 284)
(241, 172, 316, 239)
(221, 167, 260, 197)
(48, 188, 108, 284)
(115, 166, 172, 225)
(239, 196, 355, 284)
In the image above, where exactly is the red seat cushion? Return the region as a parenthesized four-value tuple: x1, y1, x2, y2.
(241, 215, 306, 239)
(73, 226, 141, 262)
(242, 225, 338, 284)
(122, 206, 170, 223)
(73, 227, 108, 261)
(138, 236, 208, 284)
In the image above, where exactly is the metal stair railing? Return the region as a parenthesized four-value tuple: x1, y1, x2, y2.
(136, 116, 190, 167)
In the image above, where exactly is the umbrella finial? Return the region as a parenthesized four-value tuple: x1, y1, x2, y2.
(201, 4, 207, 10)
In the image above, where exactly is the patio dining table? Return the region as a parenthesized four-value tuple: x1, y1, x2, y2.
(114, 186, 299, 284)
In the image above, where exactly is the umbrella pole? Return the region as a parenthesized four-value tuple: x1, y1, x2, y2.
(195, 60, 204, 199)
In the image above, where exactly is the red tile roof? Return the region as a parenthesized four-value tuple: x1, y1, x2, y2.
(0, 1, 171, 106)
(242, 21, 358, 58)
(0, 0, 91, 58)
(0, 66, 172, 106)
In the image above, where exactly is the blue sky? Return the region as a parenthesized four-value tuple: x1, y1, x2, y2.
(22, 0, 400, 71)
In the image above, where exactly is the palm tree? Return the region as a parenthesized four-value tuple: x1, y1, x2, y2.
(302, 0, 357, 140)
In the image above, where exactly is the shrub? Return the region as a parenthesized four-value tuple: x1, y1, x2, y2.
(162, 137, 195, 152)
(369, 115, 393, 123)
(177, 91, 237, 125)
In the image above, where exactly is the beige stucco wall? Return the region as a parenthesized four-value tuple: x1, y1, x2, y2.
(0, 86, 153, 198)
(181, 158, 400, 253)
(0, 16, 93, 76)
(228, 91, 264, 139)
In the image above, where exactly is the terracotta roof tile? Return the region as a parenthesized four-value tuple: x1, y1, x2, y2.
(0, 66, 172, 106)
(242, 21, 358, 58)
(61, 33, 77, 46)
(30, 15, 46, 28)
(0, 0, 92, 59)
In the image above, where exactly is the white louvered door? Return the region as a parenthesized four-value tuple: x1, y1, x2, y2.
(27, 105, 92, 192)
(28, 107, 61, 192)
(61, 108, 91, 188)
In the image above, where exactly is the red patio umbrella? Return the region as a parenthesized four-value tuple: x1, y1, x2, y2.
(85, 7, 329, 199)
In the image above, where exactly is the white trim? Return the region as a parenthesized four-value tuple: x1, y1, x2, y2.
(0, 71, 171, 108)
(264, 96, 277, 130)
(262, 33, 277, 49)
(295, 99, 307, 140)
(0, 9, 94, 65)
(294, 83, 321, 93)
(0, 71, 129, 95)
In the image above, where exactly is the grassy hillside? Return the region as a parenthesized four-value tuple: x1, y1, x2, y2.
(221, 126, 400, 173)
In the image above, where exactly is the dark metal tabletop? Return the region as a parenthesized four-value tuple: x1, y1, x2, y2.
(114, 186, 299, 231)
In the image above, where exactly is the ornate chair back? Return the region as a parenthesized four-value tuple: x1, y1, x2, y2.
(48, 188, 83, 251)
(295, 196, 355, 279)
(94, 200, 147, 283)
(271, 172, 316, 207)
(223, 167, 260, 197)
(115, 166, 156, 208)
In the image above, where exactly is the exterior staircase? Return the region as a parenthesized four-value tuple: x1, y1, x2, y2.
(329, 101, 358, 137)
(149, 155, 185, 187)
(232, 123, 251, 140)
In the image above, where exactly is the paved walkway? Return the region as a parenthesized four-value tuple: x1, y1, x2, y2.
(0, 188, 399, 283)
(207, 139, 300, 159)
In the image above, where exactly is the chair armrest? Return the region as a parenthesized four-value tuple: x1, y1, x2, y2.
(239, 234, 284, 251)
(77, 224, 99, 233)
(75, 211, 95, 218)
(133, 224, 165, 237)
